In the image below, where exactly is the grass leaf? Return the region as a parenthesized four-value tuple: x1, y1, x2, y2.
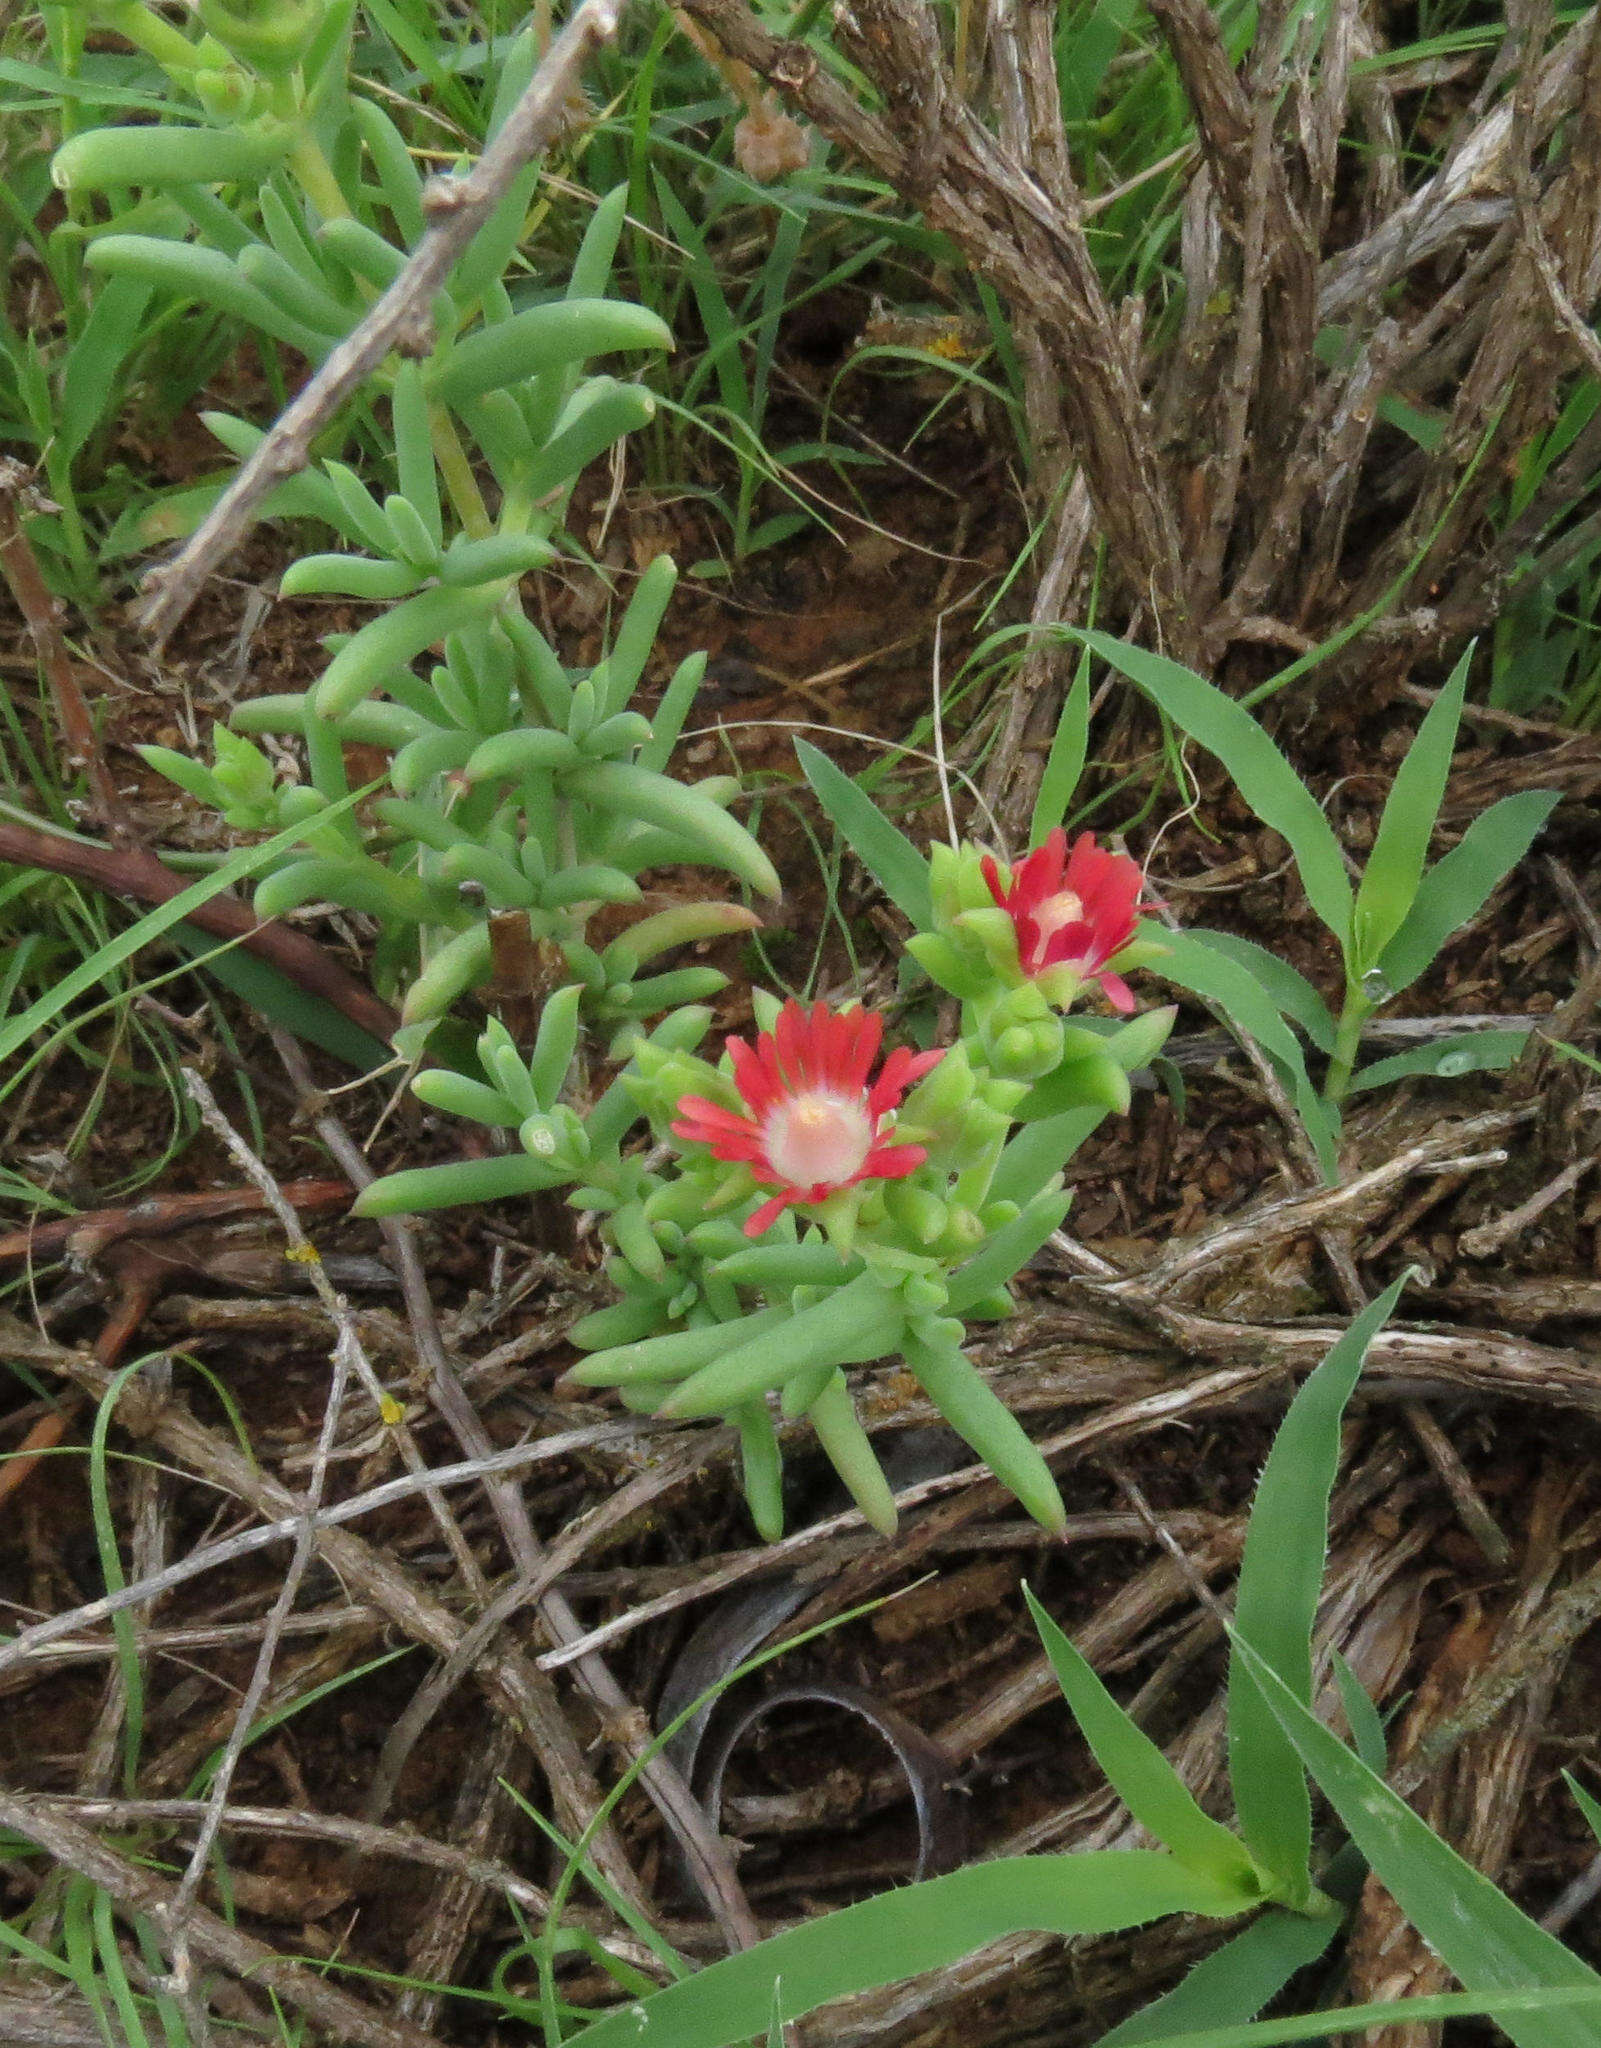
(1072, 631, 1354, 946)
(795, 738, 933, 929)
(569, 1854, 1248, 2048)
(1094, 1901, 1346, 2047)
(1233, 1634, 1601, 2048)
(1155, 929, 1339, 1180)
(1024, 1586, 1263, 1894)
(1031, 664, 1091, 845)
(1178, 931, 1337, 1053)
(1228, 1274, 1409, 1903)
(1378, 789, 1561, 995)
(1351, 646, 1470, 968)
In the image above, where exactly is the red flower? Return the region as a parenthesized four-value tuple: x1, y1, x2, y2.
(671, 1000, 944, 1237)
(981, 829, 1143, 1012)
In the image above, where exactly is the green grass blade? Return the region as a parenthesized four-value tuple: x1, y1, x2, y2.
(1181, 930, 1337, 1053)
(570, 1855, 1248, 2048)
(1072, 631, 1353, 944)
(0, 787, 371, 1077)
(169, 929, 392, 1069)
(1377, 789, 1561, 995)
(794, 738, 932, 928)
(1331, 1649, 1388, 1774)
(1346, 1027, 1528, 1094)
(1228, 1274, 1409, 1902)
(1091, 1987, 1601, 2048)
(1351, 646, 1470, 968)
(1024, 1586, 1263, 1894)
(1233, 1634, 1601, 2048)
(1155, 929, 1339, 1180)
(1031, 664, 1090, 845)
(990, 1106, 1107, 1207)
(1094, 1902, 1346, 2047)
(1565, 1772, 1601, 1848)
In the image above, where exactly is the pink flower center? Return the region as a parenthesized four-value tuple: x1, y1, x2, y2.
(763, 1091, 873, 1189)
(1032, 888, 1085, 944)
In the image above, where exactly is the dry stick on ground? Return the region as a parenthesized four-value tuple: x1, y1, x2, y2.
(137, 0, 625, 642)
(0, 1793, 455, 2048)
(266, 1027, 762, 1951)
(166, 1071, 364, 2010)
(7, 1327, 673, 1951)
(0, 815, 401, 1045)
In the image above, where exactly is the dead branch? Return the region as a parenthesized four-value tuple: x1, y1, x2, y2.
(0, 815, 399, 1044)
(135, 0, 626, 643)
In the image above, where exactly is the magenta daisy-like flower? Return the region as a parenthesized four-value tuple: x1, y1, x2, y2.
(981, 828, 1144, 1013)
(671, 1000, 944, 1237)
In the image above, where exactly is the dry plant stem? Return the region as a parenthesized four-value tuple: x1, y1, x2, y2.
(395, 1721, 530, 2030)
(0, 1179, 350, 1269)
(266, 1030, 761, 1950)
(0, 1793, 454, 2048)
(0, 1401, 650, 1673)
(171, 1072, 364, 2006)
(1458, 1156, 1593, 1258)
(0, 464, 127, 833)
(1318, 10, 1595, 323)
(9, 1321, 658, 1919)
(0, 1995, 139, 2048)
(136, 0, 625, 640)
(676, 0, 1197, 659)
(0, 815, 400, 1045)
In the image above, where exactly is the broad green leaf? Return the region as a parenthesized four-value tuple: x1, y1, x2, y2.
(1346, 1027, 1528, 1094)
(1031, 665, 1091, 846)
(170, 931, 391, 1072)
(1073, 631, 1353, 944)
(1234, 1636, 1601, 2048)
(1228, 1274, 1408, 1903)
(1024, 1586, 1263, 1894)
(1378, 789, 1561, 994)
(1094, 1901, 1346, 2047)
(1351, 646, 1471, 967)
(1565, 1771, 1601, 1849)
(1183, 931, 1337, 1053)
(1331, 1650, 1388, 1775)
(569, 1854, 1248, 2048)
(1155, 929, 1339, 1180)
(795, 738, 933, 929)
